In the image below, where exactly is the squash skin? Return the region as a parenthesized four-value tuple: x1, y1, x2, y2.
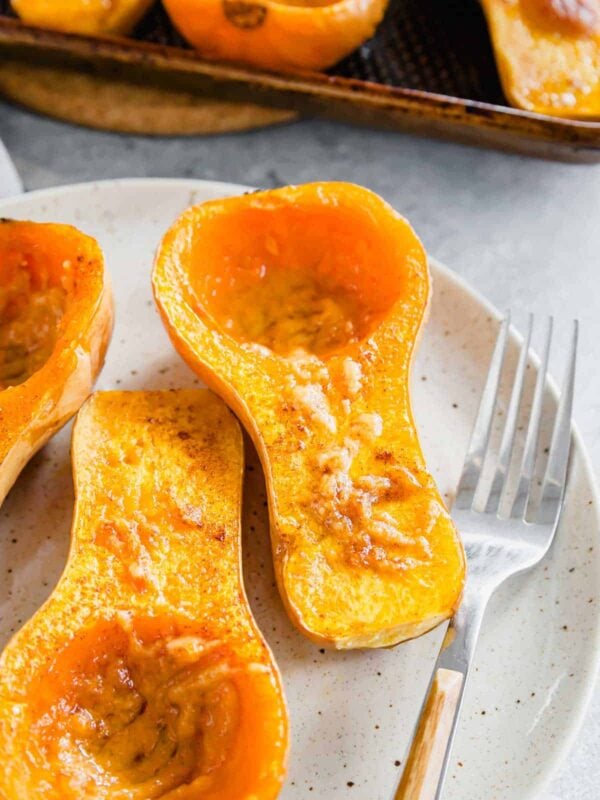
(0, 219, 112, 507)
(0, 390, 288, 799)
(10, 0, 155, 35)
(481, 0, 600, 117)
(162, 0, 389, 72)
(152, 182, 466, 650)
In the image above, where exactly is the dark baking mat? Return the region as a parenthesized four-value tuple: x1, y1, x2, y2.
(0, 0, 506, 105)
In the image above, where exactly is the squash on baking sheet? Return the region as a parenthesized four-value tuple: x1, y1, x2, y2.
(11, 0, 155, 35)
(0, 219, 112, 506)
(481, 0, 600, 117)
(153, 181, 466, 649)
(0, 390, 288, 799)
(162, 0, 389, 71)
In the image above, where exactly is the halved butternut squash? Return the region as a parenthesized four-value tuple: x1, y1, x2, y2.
(11, 0, 155, 35)
(0, 219, 112, 506)
(153, 182, 466, 649)
(162, 0, 389, 72)
(0, 390, 288, 799)
(481, 0, 600, 117)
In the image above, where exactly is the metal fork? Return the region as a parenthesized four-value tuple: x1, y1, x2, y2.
(392, 312, 578, 800)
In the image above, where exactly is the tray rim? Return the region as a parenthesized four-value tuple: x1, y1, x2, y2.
(1, 16, 600, 159)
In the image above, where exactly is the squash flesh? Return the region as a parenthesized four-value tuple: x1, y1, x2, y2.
(482, 0, 600, 117)
(184, 201, 401, 356)
(11, 0, 156, 35)
(0, 390, 288, 799)
(0, 219, 113, 507)
(162, 0, 389, 72)
(153, 182, 466, 649)
(0, 268, 65, 388)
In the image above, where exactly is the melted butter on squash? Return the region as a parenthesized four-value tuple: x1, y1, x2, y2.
(282, 353, 438, 574)
(0, 262, 66, 389)
(31, 617, 263, 799)
(94, 520, 163, 595)
(341, 356, 363, 396)
(208, 259, 368, 357)
(190, 206, 399, 358)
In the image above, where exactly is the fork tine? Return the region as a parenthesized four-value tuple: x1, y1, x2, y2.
(511, 317, 553, 519)
(454, 313, 511, 510)
(537, 320, 578, 524)
(483, 313, 534, 515)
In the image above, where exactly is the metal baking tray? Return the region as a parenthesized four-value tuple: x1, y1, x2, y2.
(1, 0, 599, 161)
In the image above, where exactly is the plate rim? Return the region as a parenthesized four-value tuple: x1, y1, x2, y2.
(0, 176, 598, 799)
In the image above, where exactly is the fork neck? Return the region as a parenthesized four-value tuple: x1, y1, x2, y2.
(436, 575, 493, 676)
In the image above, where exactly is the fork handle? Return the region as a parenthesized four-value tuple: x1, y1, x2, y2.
(392, 581, 491, 800)
(393, 667, 465, 799)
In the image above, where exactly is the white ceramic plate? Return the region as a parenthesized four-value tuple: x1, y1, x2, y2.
(0, 179, 598, 800)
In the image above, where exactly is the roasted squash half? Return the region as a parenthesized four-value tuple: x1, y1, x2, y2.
(162, 0, 389, 72)
(482, 0, 600, 117)
(0, 390, 288, 799)
(153, 182, 466, 649)
(0, 219, 112, 507)
(11, 0, 155, 35)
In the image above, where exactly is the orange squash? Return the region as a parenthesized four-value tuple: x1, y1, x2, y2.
(481, 0, 600, 117)
(0, 219, 112, 507)
(0, 390, 288, 799)
(153, 182, 466, 649)
(162, 0, 389, 72)
(11, 0, 155, 35)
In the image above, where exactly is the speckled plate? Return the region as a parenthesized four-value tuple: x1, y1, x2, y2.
(0, 179, 598, 800)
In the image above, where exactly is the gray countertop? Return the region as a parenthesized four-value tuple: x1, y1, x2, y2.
(1, 102, 598, 799)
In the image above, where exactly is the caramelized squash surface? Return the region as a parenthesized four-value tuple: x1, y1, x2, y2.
(153, 182, 466, 649)
(0, 390, 288, 799)
(0, 219, 112, 506)
(482, 0, 600, 117)
(162, 0, 389, 71)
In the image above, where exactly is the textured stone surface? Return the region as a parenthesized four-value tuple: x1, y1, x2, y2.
(0, 101, 599, 798)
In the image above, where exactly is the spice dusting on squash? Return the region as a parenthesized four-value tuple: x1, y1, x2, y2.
(0, 390, 288, 799)
(163, 0, 390, 71)
(0, 219, 112, 508)
(481, 0, 600, 117)
(153, 182, 466, 649)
